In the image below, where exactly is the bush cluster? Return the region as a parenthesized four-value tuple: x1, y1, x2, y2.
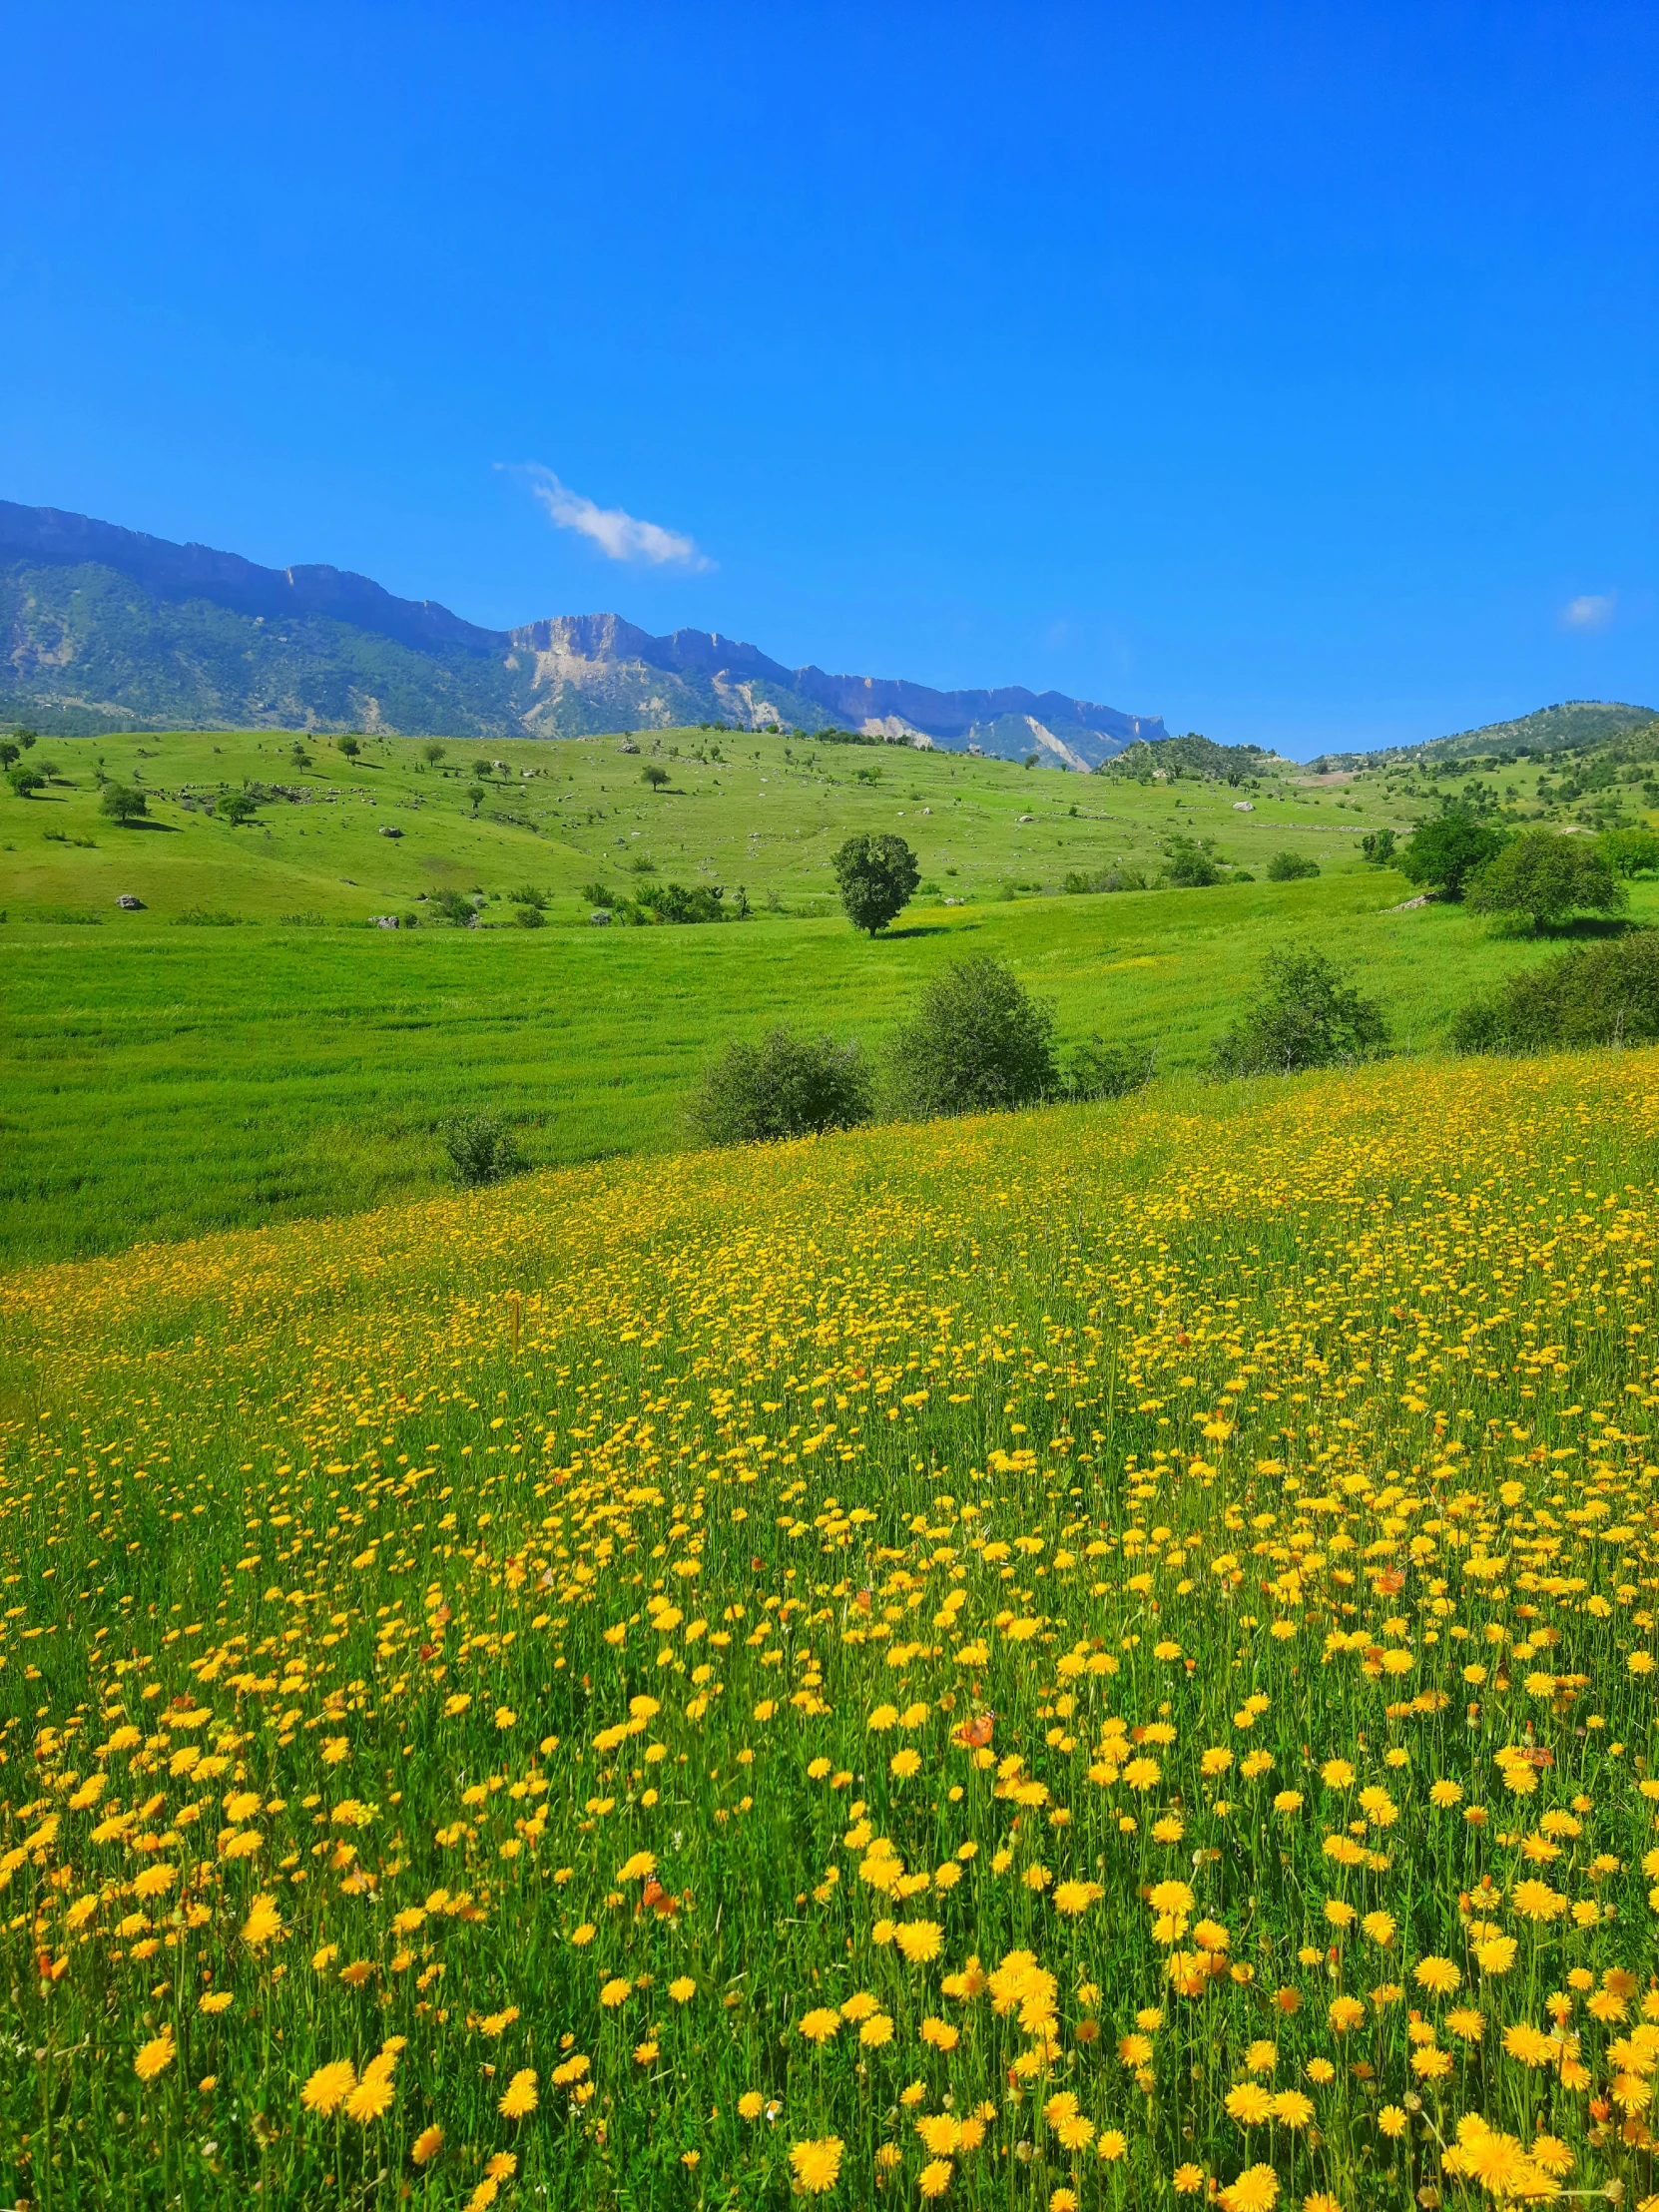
(1451, 932, 1659, 1056)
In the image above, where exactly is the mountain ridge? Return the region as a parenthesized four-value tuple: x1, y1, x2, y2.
(0, 501, 1165, 766)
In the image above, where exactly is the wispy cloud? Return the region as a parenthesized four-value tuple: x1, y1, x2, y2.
(1561, 591, 1615, 632)
(510, 463, 712, 569)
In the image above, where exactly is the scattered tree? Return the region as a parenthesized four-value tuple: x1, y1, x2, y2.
(1464, 831, 1626, 932)
(422, 741, 446, 768)
(1398, 808, 1506, 899)
(216, 791, 259, 827)
(442, 1114, 527, 1187)
(1266, 850, 1320, 881)
(1600, 825, 1659, 878)
(7, 765, 46, 799)
(690, 1027, 874, 1145)
(1211, 946, 1389, 1076)
(832, 832, 920, 935)
(580, 880, 615, 908)
(883, 954, 1055, 1119)
(99, 783, 149, 824)
(337, 735, 360, 759)
(642, 764, 670, 791)
(430, 887, 478, 925)
(1361, 829, 1396, 865)
(0, 741, 18, 768)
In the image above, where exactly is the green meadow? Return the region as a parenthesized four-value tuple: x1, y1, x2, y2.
(3, 724, 1653, 1266)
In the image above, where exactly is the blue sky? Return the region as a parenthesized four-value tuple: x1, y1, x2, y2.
(3, 2, 1654, 755)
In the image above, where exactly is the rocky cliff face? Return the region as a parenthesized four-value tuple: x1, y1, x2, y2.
(0, 502, 1164, 763)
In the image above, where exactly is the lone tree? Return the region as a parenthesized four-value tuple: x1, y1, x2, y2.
(216, 790, 259, 827)
(337, 735, 361, 759)
(7, 764, 46, 799)
(832, 831, 920, 935)
(422, 741, 446, 768)
(1398, 807, 1506, 900)
(884, 953, 1055, 1119)
(1212, 946, 1388, 1076)
(99, 783, 149, 824)
(1465, 830, 1626, 933)
(642, 764, 670, 791)
(1361, 829, 1396, 866)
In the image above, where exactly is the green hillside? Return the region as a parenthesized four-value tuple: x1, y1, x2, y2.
(6, 721, 1659, 1267)
(1309, 697, 1657, 773)
(2, 720, 1396, 926)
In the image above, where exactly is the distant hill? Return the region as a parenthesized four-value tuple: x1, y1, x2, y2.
(1308, 700, 1658, 775)
(0, 502, 1165, 768)
(1103, 732, 1288, 781)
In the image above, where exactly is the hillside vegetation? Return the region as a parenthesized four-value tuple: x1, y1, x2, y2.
(6, 723, 1659, 1264)
(2, 1054, 1657, 2211)
(2, 723, 1395, 925)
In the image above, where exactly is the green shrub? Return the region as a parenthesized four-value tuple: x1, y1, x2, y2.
(215, 790, 259, 828)
(1163, 834, 1221, 887)
(514, 903, 547, 928)
(1361, 829, 1396, 865)
(690, 1027, 874, 1146)
(8, 766, 47, 799)
(883, 954, 1055, 1119)
(430, 887, 478, 926)
(1063, 865, 1147, 894)
(1212, 946, 1388, 1076)
(1398, 807, 1506, 899)
(442, 1114, 527, 1187)
(1266, 850, 1320, 881)
(509, 884, 549, 909)
(1065, 1037, 1155, 1100)
(1450, 931, 1659, 1055)
(831, 832, 920, 935)
(630, 881, 729, 924)
(580, 880, 615, 908)
(1464, 831, 1625, 932)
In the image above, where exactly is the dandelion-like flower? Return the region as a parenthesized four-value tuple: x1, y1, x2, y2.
(789, 2136, 844, 2194)
(498, 2068, 538, 2118)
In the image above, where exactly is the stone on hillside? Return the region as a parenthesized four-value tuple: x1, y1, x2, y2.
(115, 893, 143, 909)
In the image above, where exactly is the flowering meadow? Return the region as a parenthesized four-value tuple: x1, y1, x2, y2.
(3, 1054, 1659, 2211)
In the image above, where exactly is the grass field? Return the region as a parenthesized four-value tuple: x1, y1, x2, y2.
(7, 866, 1656, 1265)
(3, 1054, 1658, 2211)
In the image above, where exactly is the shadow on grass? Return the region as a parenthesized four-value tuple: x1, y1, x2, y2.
(1531, 915, 1645, 941)
(879, 922, 971, 941)
(112, 819, 184, 834)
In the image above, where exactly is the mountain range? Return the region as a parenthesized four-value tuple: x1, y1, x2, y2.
(0, 502, 1166, 768)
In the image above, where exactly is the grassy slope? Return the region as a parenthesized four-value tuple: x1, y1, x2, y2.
(5, 725, 1657, 1266)
(3, 724, 1406, 922)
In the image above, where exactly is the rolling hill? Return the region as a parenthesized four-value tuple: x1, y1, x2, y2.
(0, 500, 1166, 765)
(1308, 698, 1657, 774)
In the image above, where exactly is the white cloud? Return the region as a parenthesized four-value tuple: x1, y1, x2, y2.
(1561, 591, 1615, 632)
(512, 463, 711, 569)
